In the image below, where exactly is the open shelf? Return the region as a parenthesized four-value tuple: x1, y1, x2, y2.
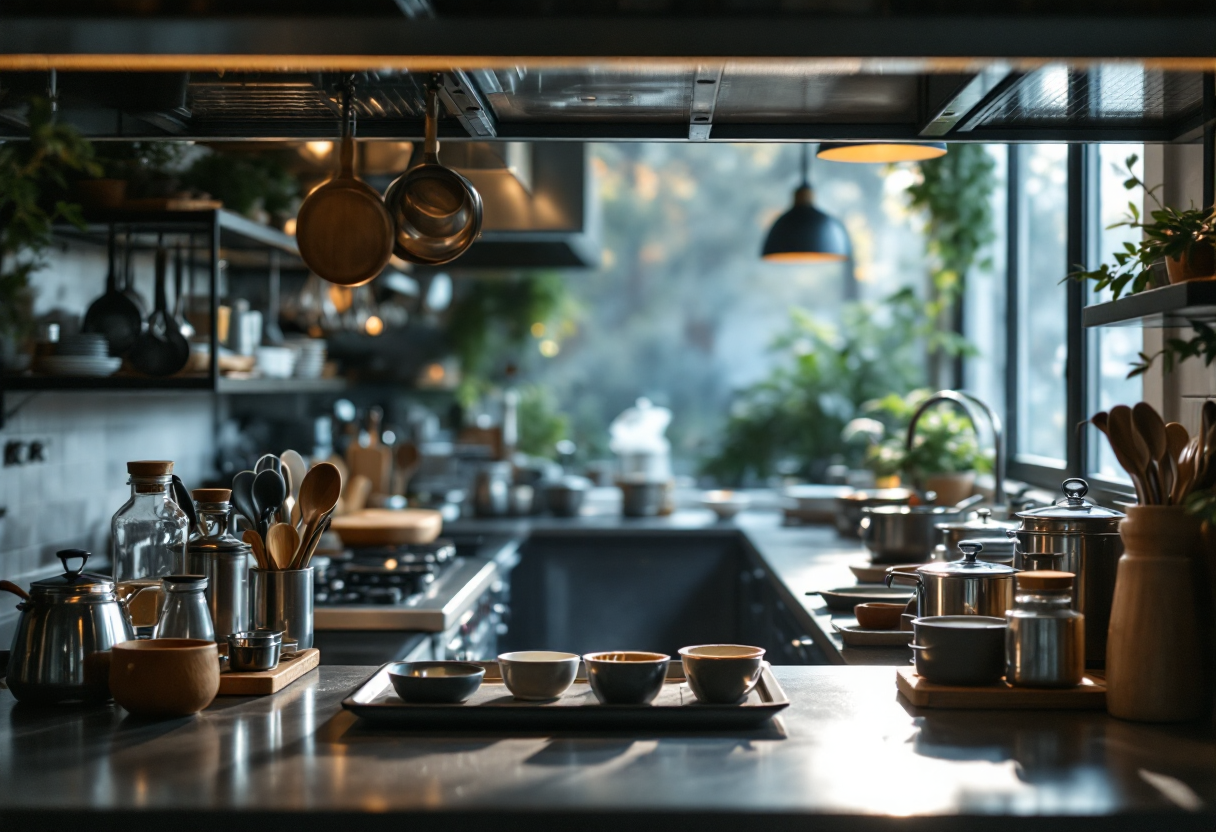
(55, 208, 301, 255)
(1, 375, 213, 392)
(1082, 281, 1216, 328)
(216, 376, 347, 394)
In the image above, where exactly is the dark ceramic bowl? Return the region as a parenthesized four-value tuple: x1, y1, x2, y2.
(388, 661, 486, 704)
(678, 644, 765, 704)
(910, 616, 1006, 686)
(583, 651, 670, 705)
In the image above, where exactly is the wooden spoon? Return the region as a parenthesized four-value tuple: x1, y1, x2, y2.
(242, 529, 270, 571)
(291, 505, 336, 570)
(1091, 411, 1110, 437)
(266, 522, 300, 571)
(1132, 402, 1169, 504)
(1109, 405, 1150, 503)
(1165, 422, 1189, 503)
(297, 462, 343, 572)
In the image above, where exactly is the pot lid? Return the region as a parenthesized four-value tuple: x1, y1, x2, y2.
(918, 540, 1018, 577)
(30, 550, 114, 596)
(1015, 479, 1124, 529)
(935, 507, 1018, 532)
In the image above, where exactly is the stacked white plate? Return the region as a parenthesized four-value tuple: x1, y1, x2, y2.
(41, 355, 122, 377)
(56, 333, 110, 357)
(292, 339, 327, 379)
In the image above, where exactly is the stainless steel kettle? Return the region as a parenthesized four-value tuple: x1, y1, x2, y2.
(0, 550, 149, 704)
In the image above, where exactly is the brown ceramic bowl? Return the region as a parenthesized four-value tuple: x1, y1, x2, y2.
(678, 644, 765, 704)
(854, 602, 906, 630)
(110, 639, 220, 719)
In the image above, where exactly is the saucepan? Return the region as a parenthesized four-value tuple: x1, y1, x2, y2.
(861, 494, 984, 563)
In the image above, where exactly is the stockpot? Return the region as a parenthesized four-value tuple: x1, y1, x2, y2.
(0, 550, 147, 704)
(861, 494, 983, 563)
(886, 540, 1018, 617)
(1006, 478, 1123, 667)
(934, 508, 1017, 562)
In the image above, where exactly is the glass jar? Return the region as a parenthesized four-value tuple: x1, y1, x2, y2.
(111, 460, 188, 634)
(1006, 570, 1085, 688)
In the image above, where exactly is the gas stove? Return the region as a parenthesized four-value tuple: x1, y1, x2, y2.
(316, 539, 458, 607)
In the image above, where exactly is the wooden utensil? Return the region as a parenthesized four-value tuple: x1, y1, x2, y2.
(1132, 403, 1169, 504)
(243, 529, 270, 571)
(1108, 405, 1150, 504)
(1165, 422, 1189, 503)
(291, 505, 336, 570)
(266, 522, 299, 571)
(294, 81, 393, 287)
(280, 449, 308, 526)
(344, 474, 373, 514)
(392, 441, 421, 496)
(297, 462, 343, 571)
(346, 407, 393, 498)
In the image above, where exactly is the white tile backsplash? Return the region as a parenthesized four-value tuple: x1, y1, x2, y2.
(0, 392, 215, 643)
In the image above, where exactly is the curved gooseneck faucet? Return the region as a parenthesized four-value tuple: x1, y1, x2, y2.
(904, 390, 1006, 514)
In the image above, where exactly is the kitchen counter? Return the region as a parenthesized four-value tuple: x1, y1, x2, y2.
(1, 664, 1212, 830)
(448, 509, 908, 666)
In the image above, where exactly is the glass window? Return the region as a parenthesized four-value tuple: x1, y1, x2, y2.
(964, 146, 1008, 421)
(1088, 145, 1144, 481)
(1015, 144, 1070, 464)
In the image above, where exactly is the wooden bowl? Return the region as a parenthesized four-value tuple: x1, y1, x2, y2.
(110, 639, 220, 718)
(854, 602, 907, 631)
(330, 508, 443, 547)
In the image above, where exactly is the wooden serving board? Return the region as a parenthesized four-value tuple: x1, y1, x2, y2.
(896, 666, 1106, 710)
(330, 508, 443, 547)
(218, 648, 320, 696)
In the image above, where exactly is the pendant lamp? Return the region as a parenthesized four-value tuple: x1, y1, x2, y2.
(761, 144, 851, 263)
(816, 141, 947, 163)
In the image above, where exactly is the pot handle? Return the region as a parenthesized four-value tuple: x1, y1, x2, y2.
(57, 548, 90, 578)
(0, 580, 30, 603)
(884, 570, 921, 590)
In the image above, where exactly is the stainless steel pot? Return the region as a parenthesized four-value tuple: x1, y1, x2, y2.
(835, 488, 913, 538)
(886, 540, 1018, 617)
(1007, 478, 1124, 667)
(861, 495, 982, 563)
(935, 508, 1018, 558)
(0, 550, 146, 704)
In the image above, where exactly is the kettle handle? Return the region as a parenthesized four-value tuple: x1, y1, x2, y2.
(0, 580, 30, 603)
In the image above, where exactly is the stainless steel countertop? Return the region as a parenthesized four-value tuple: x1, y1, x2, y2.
(0, 665, 1211, 829)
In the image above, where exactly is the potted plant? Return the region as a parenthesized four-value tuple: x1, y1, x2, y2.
(847, 390, 991, 505)
(0, 96, 98, 368)
(1070, 153, 1216, 298)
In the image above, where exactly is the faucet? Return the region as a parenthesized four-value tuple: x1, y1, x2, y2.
(905, 390, 1006, 514)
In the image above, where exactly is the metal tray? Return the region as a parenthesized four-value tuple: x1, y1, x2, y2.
(343, 661, 789, 730)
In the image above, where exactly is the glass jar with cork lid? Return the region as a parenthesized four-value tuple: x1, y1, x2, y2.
(110, 460, 188, 636)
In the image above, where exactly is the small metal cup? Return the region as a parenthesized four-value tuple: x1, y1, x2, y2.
(250, 568, 314, 649)
(226, 630, 282, 672)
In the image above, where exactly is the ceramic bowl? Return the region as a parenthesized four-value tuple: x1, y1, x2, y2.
(497, 651, 580, 701)
(678, 644, 765, 704)
(110, 639, 220, 718)
(853, 602, 906, 631)
(389, 661, 485, 703)
(700, 490, 750, 521)
(583, 651, 670, 705)
(911, 615, 1007, 686)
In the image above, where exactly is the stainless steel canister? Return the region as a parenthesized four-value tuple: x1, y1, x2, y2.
(1007, 478, 1123, 667)
(887, 540, 1018, 617)
(184, 492, 250, 642)
(251, 568, 314, 649)
(1005, 571, 1084, 687)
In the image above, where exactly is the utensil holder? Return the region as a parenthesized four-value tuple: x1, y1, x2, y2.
(250, 568, 314, 649)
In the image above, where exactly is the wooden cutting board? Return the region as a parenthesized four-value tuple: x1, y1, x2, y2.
(896, 666, 1106, 709)
(329, 508, 443, 547)
(345, 408, 393, 496)
(218, 648, 320, 696)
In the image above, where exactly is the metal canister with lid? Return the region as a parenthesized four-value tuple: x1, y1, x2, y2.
(1005, 570, 1084, 688)
(184, 488, 250, 642)
(886, 540, 1018, 617)
(1006, 478, 1123, 666)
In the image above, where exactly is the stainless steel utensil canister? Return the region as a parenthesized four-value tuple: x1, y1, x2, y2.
(185, 492, 250, 642)
(887, 540, 1018, 617)
(251, 568, 314, 649)
(1007, 478, 1123, 667)
(1005, 571, 1084, 688)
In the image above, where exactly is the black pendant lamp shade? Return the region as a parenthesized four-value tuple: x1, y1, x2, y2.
(817, 141, 947, 163)
(761, 144, 851, 263)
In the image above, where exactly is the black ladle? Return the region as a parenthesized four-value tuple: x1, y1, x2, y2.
(384, 77, 483, 265)
(82, 229, 142, 356)
(170, 475, 202, 539)
(231, 470, 259, 532)
(130, 245, 190, 377)
(252, 469, 287, 540)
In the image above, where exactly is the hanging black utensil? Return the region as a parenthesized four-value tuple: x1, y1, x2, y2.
(121, 236, 147, 316)
(130, 245, 190, 377)
(82, 229, 142, 356)
(173, 246, 195, 340)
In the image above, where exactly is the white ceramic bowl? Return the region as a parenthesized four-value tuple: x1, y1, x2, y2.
(700, 490, 750, 520)
(497, 651, 580, 701)
(256, 346, 296, 379)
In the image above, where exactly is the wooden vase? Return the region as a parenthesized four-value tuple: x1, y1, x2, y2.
(1106, 506, 1210, 722)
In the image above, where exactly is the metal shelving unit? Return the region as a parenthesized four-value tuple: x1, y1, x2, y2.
(1081, 281, 1216, 328)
